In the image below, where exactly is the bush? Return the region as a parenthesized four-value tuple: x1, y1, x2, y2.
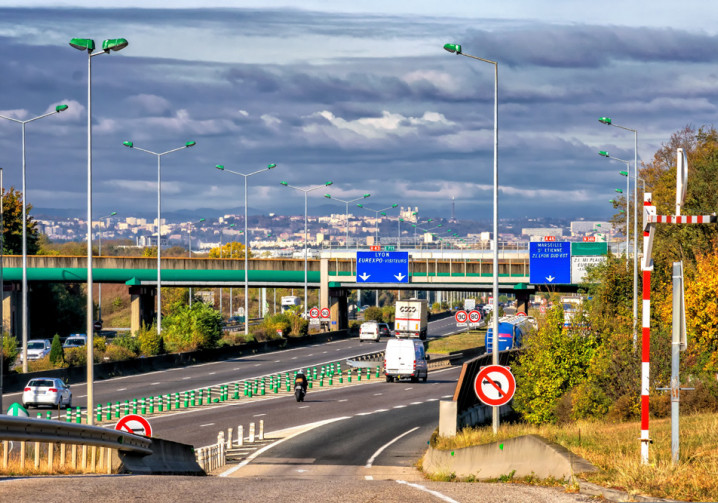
(381, 305, 395, 324)
(289, 314, 308, 338)
(49, 334, 64, 365)
(1, 334, 18, 372)
(103, 344, 136, 362)
(162, 302, 223, 352)
(64, 346, 103, 366)
(262, 313, 292, 338)
(27, 355, 58, 372)
(137, 323, 163, 356)
(112, 332, 140, 355)
(349, 320, 361, 334)
(363, 306, 383, 322)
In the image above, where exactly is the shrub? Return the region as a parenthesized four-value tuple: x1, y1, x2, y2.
(64, 346, 103, 366)
(49, 334, 64, 365)
(112, 332, 140, 355)
(289, 314, 308, 338)
(27, 355, 58, 372)
(162, 302, 223, 352)
(103, 344, 136, 362)
(1, 334, 18, 372)
(262, 313, 292, 338)
(363, 306, 383, 322)
(136, 323, 163, 356)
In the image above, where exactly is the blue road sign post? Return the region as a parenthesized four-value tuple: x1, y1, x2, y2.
(356, 251, 409, 283)
(529, 242, 571, 284)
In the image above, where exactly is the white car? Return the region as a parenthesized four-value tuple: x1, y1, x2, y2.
(21, 339, 52, 362)
(63, 335, 87, 349)
(359, 321, 381, 342)
(22, 378, 72, 409)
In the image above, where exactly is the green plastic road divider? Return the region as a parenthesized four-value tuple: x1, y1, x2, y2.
(75, 407, 82, 424)
(66, 409, 72, 422)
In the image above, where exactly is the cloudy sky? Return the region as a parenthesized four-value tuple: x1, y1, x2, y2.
(0, 1, 716, 224)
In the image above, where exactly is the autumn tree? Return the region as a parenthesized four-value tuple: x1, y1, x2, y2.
(2, 187, 39, 254)
(209, 241, 249, 259)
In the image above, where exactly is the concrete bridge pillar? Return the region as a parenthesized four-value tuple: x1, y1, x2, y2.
(320, 258, 348, 330)
(129, 286, 156, 336)
(2, 283, 20, 339)
(515, 290, 531, 314)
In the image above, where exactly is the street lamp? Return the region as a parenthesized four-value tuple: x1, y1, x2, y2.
(324, 193, 370, 248)
(356, 203, 399, 243)
(599, 151, 631, 263)
(123, 140, 196, 337)
(187, 217, 205, 308)
(96, 211, 117, 323)
(70, 36, 127, 425)
(0, 103, 69, 373)
(218, 222, 236, 318)
(444, 42, 500, 433)
(598, 117, 639, 360)
(281, 180, 332, 317)
(216, 163, 277, 335)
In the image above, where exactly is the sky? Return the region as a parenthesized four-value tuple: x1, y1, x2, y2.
(0, 1, 717, 224)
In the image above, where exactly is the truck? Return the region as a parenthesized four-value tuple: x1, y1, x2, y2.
(280, 296, 301, 313)
(394, 299, 428, 340)
(463, 298, 476, 312)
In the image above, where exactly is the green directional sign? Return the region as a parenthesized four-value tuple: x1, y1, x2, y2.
(383, 246, 395, 251)
(6, 402, 29, 417)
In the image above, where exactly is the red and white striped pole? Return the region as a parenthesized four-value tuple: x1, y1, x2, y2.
(641, 193, 656, 464)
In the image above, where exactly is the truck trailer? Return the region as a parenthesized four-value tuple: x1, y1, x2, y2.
(394, 299, 428, 340)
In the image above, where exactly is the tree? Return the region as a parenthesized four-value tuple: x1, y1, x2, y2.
(363, 306, 383, 323)
(1, 335, 18, 372)
(209, 241, 250, 259)
(49, 334, 63, 365)
(2, 187, 39, 255)
(162, 302, 223, 352)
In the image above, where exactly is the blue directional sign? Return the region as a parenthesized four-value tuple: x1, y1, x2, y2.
(529, 242, 571, 284)
(356, 251, 409, 283)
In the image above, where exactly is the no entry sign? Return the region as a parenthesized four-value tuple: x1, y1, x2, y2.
(473, 365, 516, 407)
(115, 414, 153, 437)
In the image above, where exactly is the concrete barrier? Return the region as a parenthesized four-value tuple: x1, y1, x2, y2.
(422, 434, 597, 481)
(113, 437, 204, 475)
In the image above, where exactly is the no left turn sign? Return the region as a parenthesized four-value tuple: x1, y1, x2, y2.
(473, 365, 516, 407)
(115, 414, 153, 437)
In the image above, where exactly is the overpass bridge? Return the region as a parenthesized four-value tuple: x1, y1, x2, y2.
(0, 249, 572, 336)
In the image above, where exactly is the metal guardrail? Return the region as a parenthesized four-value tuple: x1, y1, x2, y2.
(0, 416, 152, 455)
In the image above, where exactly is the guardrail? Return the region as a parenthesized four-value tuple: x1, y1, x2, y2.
(0, 416, 151, 474)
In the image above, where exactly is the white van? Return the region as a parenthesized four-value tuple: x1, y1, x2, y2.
(359, 321, 380, 342)
(384, 338, 428, 382)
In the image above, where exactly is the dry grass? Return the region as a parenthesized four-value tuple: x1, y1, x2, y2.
(434, 412, 718, 501)
(426, 330, 485, 354)
(0, 442, 112, 476)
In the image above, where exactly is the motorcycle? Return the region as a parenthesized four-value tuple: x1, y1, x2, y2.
(294, 384, 306, 402)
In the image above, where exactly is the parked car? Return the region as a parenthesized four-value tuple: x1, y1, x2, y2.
(359, 321, 381, 342)
(63, 335, 87, 349)
(20, 339, 52, 362)
(377, 323, 392, 338)
(22, 378, 72, 409)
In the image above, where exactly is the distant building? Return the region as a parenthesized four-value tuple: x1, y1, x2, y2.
(522, 228, 563, 240)
(570, 221, 611, 235)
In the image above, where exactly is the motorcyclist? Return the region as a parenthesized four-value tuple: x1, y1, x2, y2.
(295, 370, 308, 393)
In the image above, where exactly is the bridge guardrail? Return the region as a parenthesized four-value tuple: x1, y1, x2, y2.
(0, 416, 152, 454)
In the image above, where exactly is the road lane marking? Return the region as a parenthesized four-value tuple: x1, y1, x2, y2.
(182, 377, 191, 380)
(299, 405, 309, 409)
(373, 393, 382, 396)
(410, 401, 422, 405)
(356, 412, 371, 416)
(365, 475, 373, 480)
(373, 409, 388, 413)
(233, 368, 241, 370)
(404, 387, 413, 391)
(209, 372, 216, 375)
(254, 364, 261, 367)
(151, 382, 160, 385)
(393, 405, 406, 409)
(200, 423, 215, 427)
(291, 357, 297, 360)
(441, 395, 452, 398)
(253, 413, 266, 417)
(77, 395, 87, 398)
(365, 426, 419, 467)
(116, 388, 127, 392)
(338, 399, 348, 402)
(396, 480, 459, 503)
(426, 398, 438, 402)
(275, 360, 281, 363)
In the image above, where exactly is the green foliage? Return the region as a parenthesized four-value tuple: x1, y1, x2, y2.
(103, 344, 136, 362)
(136, 323, 163, 356)
(208, 241, 249, 259)
(49, 334, 63, 365)
(290, 314, 308, 338)
(111, 332, 140, 355)
(432, 302, 441, 312)
(513, 306, 598, 424)
(262, 313, 292, 338)
(381, 305, 395, 324)
(1, 334, 18, 372)
(362, 306, 383, 322)
(162, 301, 223, 352)
(2, 187, 39, 255)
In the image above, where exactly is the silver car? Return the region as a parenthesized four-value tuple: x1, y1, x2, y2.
(21, 339, 52, 362)
(22, 378, 72, 409)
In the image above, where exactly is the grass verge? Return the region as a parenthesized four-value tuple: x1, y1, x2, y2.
(432, 412, 718, 501)
(426, 329, 485, 354)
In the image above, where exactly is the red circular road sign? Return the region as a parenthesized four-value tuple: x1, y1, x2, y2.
(115, 414, 153, 437)
(468, 310, 482, 323)
(320, 307, 330, 319)
(455, 310, 468, 323)
(516, 311, 527, 317)
(473, 365, 516, 407)
(309, 307, 320, 319)
(539, 305, 547, 314)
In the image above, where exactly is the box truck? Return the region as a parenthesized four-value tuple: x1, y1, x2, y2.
(394, 299, 428, 340)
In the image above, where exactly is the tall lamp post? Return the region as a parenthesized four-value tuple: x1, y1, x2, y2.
(123, 140, 197, 337)
(598, 117, 639, 352)
(612, 187, 629, 259)
(356, 203, 398, 244)
(599, 151, 631, 262)
(0, 103, 69, 373)
(444, 42, 500, 433)
(216, 163, 277, 335)
(70, 37, 127, 425)
(323, 193, 370, 248)
(281, 180, 333, 317)
(96, 211, 117, 322)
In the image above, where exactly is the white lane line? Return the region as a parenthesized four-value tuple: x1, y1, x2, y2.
(393, 405, 406, 409)
(404, 387, 413, 391)
(335, 349, 342, 351)
(253, 413, 266, 417)
(373, 393, 383, 396)
(396, 480, 459, 503)
(233, 368, 241, 370)
(209, 372, 216, 375)
(322, 351, 327, 354)
(365, 426, 419, 468)
(338, 399, 348, 403)
(410, 401, 422, 405)
(307, 354, 314, 357)
(77, 395, 87, 399)
(365, 475, 374, 480)
(275, 360, 281, 363)
(299, 405, 310, 409)
(116, 388, 127, 392)
(356, 412, 371, 416)
(441, 395, 452, 398)
(373, 409, 388, 413)
(151, 382, 160, 385)
(291, 357, 297, 360)
(426, 398, 438, 402)
(182, 377, 191, 380)
(200, 423, 215, 427)
(254, 364, 261, 367)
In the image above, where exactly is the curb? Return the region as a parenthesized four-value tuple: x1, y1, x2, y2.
(578, 480, 677, 502)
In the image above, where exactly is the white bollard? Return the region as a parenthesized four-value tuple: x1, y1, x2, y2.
(249, 422, 255, 443)
(227, 428, 233, 449)
(259, 420, 264, 440)
(237, 425, 244, 447)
